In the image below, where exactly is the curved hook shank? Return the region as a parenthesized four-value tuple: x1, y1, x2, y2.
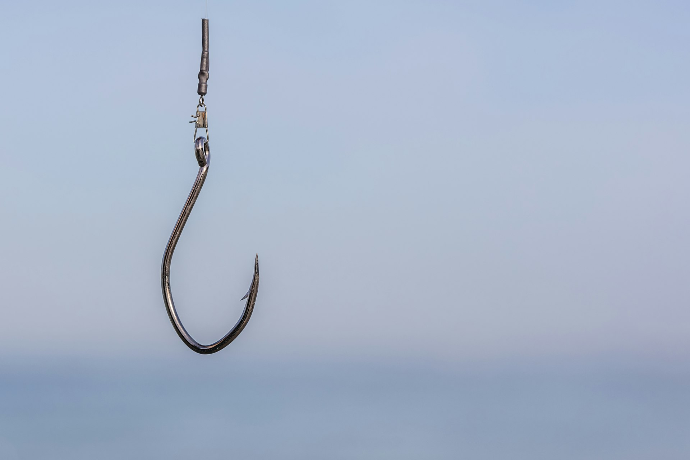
(161, 140, 259, 354)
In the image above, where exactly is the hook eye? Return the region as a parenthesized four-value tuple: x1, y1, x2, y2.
(194, 136, 209, 166)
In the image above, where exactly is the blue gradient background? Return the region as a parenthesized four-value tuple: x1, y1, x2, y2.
(0, 1, 689, 458)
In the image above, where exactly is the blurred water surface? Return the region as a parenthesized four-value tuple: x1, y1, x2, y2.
(1, 358, 688, 459)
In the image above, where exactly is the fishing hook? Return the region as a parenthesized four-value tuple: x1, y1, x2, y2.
(161, 18, 259, 354)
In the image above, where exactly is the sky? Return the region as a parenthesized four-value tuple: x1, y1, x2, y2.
(0, 1, 689, 457)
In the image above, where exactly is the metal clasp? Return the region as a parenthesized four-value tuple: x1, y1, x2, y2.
(190, 96, 209, 141)
(190, 109, 208, 128)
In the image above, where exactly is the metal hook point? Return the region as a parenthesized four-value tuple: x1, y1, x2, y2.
(241, 255, 260, 300)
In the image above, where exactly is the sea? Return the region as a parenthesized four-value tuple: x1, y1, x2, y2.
(0, 357, 688, 459)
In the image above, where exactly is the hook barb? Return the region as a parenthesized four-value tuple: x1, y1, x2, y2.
(240, 256, 258, 300)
